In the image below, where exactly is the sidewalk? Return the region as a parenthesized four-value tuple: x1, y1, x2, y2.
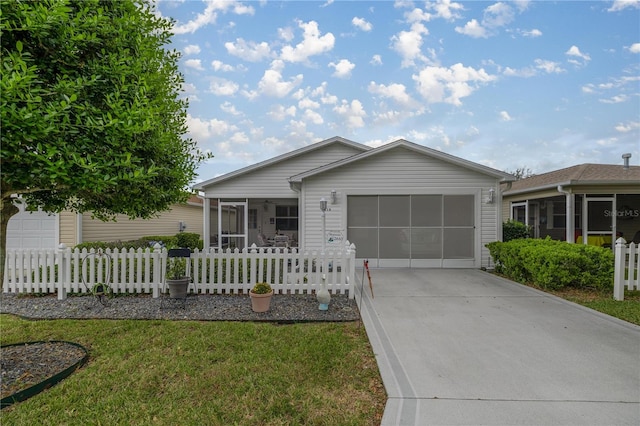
(356, 269, 640, 425)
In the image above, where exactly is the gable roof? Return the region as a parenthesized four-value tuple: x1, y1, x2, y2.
(288, 139, 515, 183)
(193, 136, 368, 190)
(504, 163, 640, 195)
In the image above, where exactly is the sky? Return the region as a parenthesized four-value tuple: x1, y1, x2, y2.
(153, 0, 640, 182)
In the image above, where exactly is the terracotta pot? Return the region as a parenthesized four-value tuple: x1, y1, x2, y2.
(249, 290, 273, 312)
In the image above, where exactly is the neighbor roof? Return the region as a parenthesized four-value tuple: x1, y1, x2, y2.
(193, 136, 369, 190)
(504, 163, 640, 195)
(288, 139, 516, 183)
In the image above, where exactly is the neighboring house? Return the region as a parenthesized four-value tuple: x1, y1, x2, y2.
(194, 136, 515, 268)
(6, 195, 205, 250)
(502, 158, 640, 247)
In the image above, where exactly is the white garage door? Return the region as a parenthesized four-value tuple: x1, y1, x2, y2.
(347, 195, 475, 268)
(6, 209, 58, 250)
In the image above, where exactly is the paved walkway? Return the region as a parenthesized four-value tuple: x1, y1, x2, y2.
(356, 269, 640, 425)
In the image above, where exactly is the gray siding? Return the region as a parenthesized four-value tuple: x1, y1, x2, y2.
(300, 147, 501, 267)
(202, 144, 363, 198)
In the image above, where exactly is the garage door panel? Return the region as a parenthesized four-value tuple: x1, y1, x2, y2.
(348, 194, 476, 268)
(411, 228, 442, 259)
(347, 228, 378, 258)
(379, 228, 410, 259)
(443, 228, 475, 259)
(444, 195, 474, 226)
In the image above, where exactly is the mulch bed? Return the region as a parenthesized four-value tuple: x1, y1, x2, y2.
(1, 342, 87, 403)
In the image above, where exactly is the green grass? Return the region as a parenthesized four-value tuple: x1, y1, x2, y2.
(0, 317, 386, 425)
(547, 288, 640, 326)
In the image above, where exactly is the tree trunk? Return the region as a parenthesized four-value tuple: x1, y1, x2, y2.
(1, 199, 19, 290)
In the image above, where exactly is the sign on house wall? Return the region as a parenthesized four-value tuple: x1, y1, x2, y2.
(326, 230, 344, 245)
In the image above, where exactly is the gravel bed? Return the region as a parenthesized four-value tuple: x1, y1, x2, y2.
(0, 292, 361, 322)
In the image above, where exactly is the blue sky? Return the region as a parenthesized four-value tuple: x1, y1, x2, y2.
(154, 0, 640, 182)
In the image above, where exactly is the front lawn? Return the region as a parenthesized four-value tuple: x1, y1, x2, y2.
(545, 288, 640, 326)
(0, 317, 386, 425)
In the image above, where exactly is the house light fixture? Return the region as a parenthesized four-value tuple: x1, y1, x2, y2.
(486, 188, 495, 204)
(330, 189, 337, 204)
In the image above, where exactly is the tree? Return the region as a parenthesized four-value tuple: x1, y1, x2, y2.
(508, 167, 535, 180)
(0, 0, 210, 284)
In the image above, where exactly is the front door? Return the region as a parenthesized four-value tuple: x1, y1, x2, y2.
(218, 201, 248, 250)
(583, 197, 614, 247)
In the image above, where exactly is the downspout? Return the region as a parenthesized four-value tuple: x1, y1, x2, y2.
(557, 185, 575, 243)
(288, 180, 303, 247)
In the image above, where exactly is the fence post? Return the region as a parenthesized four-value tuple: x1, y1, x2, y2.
(614, 237, 627, 301)
(152, 243, 163, 298)
(346, 241, 356, 299)
(57, 244, 68, 300)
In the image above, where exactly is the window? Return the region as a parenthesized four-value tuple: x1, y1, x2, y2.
(275, 205, 298, 231)
(248, 209, 257, 229)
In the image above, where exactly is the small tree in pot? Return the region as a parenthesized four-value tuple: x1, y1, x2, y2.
(166, 255, 190, 299)
(249, 282, 273, 312)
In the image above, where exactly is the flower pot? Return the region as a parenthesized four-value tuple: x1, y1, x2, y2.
(249, 290, 273, 312)
(167, 278, 189, 299)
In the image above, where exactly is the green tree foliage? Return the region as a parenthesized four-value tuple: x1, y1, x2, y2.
(0, 0, 210, 283)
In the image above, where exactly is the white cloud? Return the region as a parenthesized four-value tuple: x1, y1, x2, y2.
(368, 81, 419, 108)
(483, 2, 515, 28)
(257, 60, 303, 98)
(333, 99, 367, 129)
(607, 0, 640, 12)
(209, 78, 239, 96)
(329, 59, 355, 78)
(427, 0, 465, 21)
(220, 101, 242, 116)
(534, 59, 565, 74)
(280, 20, 335, 63)
(172, 1, 254, 34)
(499, 110, 513, 121)
(278, 27, 295, 42)
(186, 114, 235, 140)
(599, 94, 628, 104)
(614, 121, 640, 132)
(565, 45, 591, 66)
(521, 28, 542, 37)
(225, 39, 272, 62)
(391, 22, 430, 67)
(370, 54, 383, 65)
(211, 60, 234, 72)
(352, 17, 373, 31)
(184, 59, 204, 71)
(299, 97, 320, 109)
(628, 43, 640, 53)
(268, 104, 297, 121)
(413, 63, 496, 106)
(455, 19, 488, 38)
(183, 44, 201, 55)
(303, 109, 324, 125)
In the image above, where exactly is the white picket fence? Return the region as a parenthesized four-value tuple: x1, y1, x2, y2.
(3, 243, 357, 300)
(614, 239, 640, 301)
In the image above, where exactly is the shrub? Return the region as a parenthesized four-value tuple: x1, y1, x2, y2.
(503, 219, 531, 242)
(74, 240, 149, 251)
(175, 232, 203, 250)
(486, 238, 614, 291)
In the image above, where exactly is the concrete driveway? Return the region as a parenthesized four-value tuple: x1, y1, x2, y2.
(356, 269, 640, 425)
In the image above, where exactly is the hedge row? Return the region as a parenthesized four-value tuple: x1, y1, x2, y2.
(74, 233, 203, 251)
(486, 237, 614, 291)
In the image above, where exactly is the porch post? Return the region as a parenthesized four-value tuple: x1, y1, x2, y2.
(565, 193, 575, 243)
(203, 197, 210, 249)
(558, 186, 575, 243)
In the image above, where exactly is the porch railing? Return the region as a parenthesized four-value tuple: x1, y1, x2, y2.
(3, 242, 357, 300)
(614, 239, 640, 301)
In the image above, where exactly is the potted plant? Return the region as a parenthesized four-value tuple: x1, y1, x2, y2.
(166, 256, 190, 299)
(249, 282, 273, 312)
